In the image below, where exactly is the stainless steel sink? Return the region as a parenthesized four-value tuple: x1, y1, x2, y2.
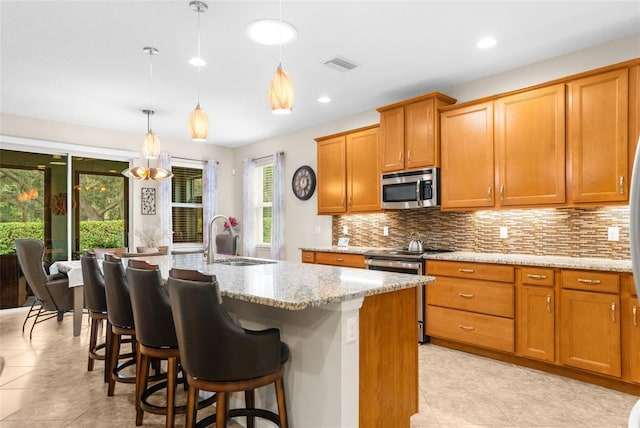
(215, 258, 276, 266)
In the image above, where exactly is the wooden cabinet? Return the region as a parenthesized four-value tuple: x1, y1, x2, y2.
(378, 92, 456, 172)
(440, 102, 495, 209)
(516, 267, 556, 363)
(559, 270, 621, 377)
(316, 126, 380, 215)
(621, 273, 640, 384)
(567, 68, 629, 203)
(426, 260, 515, 353)
(301, 251, 365, 269)
(494, 84, 566, 206)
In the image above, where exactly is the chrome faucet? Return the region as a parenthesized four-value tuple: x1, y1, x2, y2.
(206, 214, 235, 264)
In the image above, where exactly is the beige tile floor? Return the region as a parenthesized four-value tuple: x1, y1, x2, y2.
(0, 306, 638, 427)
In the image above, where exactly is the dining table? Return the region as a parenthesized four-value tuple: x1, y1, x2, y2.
(49, 259, 94, 336)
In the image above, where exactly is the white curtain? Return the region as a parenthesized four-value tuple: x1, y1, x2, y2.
(242, 158, 257, 257)
(271, 152, 285, 260)
(202, 160, 218, 251)
(158, 152, 172, 252)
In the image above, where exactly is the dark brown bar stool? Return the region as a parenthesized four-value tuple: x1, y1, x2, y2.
(81, 250, 111, 383)
(168, 268, 289, 428)
(127, 260, 214, 427)
(102, 254, 138, 396)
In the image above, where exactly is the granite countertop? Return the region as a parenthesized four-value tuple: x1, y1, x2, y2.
(129, 253, 434, 311)
(299, 246, 633, 273)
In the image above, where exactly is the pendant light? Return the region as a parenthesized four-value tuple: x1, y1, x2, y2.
(267, 0, 294, 114)
(188, 0, 209, 142)
(122, 46, 172, 181)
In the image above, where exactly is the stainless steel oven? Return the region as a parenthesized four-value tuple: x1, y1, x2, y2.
(364, 248, 451, 343)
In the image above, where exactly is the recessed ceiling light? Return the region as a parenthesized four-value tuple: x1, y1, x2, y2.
(247, 19, 297, 45)
(318, 96, 331, 103)
(188, 57, 206, 67)
(477, 37, 497, 49)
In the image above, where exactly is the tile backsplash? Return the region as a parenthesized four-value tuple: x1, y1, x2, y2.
(333, 206, 630, 259)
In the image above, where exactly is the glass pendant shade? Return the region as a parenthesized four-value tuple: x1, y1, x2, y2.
(268, 64, 294, 114)
(143, 131, 161, 159)
(188, 103, 209, 142)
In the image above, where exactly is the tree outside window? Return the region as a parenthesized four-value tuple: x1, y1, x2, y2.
(257, 164, 273, 245)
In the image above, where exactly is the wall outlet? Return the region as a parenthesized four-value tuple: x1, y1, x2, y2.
(383, 226, 389, 236)
(499, 226, 508, 239)
(342, 226, 348, 235)
(608, 226, 620, 241)
(346, 316, 358, 343)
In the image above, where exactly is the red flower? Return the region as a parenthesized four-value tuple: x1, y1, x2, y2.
(224, 217, 239, 230)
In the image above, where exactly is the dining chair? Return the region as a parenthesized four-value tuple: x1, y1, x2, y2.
(14, 239, 74, 339)
(81, 250, 111, 383)
(168, 267, 289, 428)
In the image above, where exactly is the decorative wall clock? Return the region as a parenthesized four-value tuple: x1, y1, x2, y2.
(292, 165, 316, 200)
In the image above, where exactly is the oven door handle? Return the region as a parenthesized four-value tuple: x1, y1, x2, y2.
(365, 258, 423, 271)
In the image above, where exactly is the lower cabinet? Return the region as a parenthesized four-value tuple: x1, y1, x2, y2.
(622, 273, 640, 384)
(301, 251, 365, 269)
(559, 270, 621, 377)
(516, 267, 555, 362)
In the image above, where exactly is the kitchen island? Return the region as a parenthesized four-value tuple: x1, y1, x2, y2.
(133, 253, 434, 428)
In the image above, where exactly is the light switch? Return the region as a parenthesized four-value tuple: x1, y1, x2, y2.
(342, 226, 348, 235)
(608, 226, 620, 241)
(383, 226, 389, 236)
(500, 226, 508, 239)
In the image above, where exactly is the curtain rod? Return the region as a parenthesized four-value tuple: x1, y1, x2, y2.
(172, 156, 218, 165)
(252, 151, 284, 162)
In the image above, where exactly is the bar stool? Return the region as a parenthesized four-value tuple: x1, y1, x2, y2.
(102, 254, 137, 396)
(127, 260, 214, 427)
(168, 268, 289, 428)
(81, 250, 110, 383)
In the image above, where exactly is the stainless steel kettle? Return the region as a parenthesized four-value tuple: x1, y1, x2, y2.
(408, 232, 423, 253)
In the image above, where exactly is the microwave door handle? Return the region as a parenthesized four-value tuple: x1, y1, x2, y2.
(416, 179, 423, 203)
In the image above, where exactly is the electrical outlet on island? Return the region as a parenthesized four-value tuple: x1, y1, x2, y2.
(499, 226, 508, 239)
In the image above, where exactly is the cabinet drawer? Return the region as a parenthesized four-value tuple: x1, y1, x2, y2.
(521, 267, 555, 287)
(426, 305, 514, 353)
(427, 260, 514, 283)
(314, 252, 365, 269)
(427, 276, 514, 318)
(301, 251, 315, 263)
(561, 270, 619, 293)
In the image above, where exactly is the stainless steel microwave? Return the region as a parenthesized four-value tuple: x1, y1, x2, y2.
(381, 168, 439, 209)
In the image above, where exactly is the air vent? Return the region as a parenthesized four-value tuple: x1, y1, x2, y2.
(323, 56, 358, 73)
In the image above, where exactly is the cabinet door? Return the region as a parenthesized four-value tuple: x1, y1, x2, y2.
(559, 289, 621, 376)
(317, 136, 347, 214)
(379, 106, 405, 172)
(440, 102, 495, 209)
(495, 84, 565, 206)
(623, 295, 640, 383)
(405, 99, 436, 169)
(346, 127, 380, 213)
(517, 285, 555, 362)
(568, 68, 629, 203)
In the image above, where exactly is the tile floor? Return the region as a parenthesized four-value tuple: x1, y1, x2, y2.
(0, 306, 638, 427)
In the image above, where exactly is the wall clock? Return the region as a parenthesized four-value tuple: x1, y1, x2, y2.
(292, 165, 316, 200)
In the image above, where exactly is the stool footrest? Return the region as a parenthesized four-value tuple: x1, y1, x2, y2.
(196, 408, 280, 428)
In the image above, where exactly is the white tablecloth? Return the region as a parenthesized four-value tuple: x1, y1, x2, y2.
(50, 260, 84, 287)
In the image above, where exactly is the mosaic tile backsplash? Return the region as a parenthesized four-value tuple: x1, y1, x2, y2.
(333, 206, 631, 260)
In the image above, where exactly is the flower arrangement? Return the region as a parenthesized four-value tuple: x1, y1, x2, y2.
(135, 224, 171, 247)
(223, 216, 239, 232)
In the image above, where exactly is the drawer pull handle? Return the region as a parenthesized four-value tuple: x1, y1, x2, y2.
(546, 295, 552, 313)
(407, 150, 411, 162)
(633, 306, 638, 327)
(527, 274, 547, 280)
(577, 278, 601, 285)
(458, 292, 475, 299)
(500, 185, 505, 201)
(487, 186, 492, 201)
(335, 257, 344, 262)
(620, 176, 624, 194)
(611, 303, 616, 323)
(398, 151, 403, 162)
(458, 268, 474, 273)
(458, 324, 475, 331)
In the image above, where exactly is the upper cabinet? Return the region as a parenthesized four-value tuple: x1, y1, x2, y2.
(316, 126, 380, 215)
(440, 101, 495, 209)
(567, 68, 629, 204)
(495, 84, 566, 207)
(440, 59, 640, 211)
(377, 92, 456, 172)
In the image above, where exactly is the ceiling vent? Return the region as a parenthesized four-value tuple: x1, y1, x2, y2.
(323, 56, 358, 73)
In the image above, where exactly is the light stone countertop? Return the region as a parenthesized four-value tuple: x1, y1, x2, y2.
(130, 253, 434, 311)
(298, 246, 633, 273)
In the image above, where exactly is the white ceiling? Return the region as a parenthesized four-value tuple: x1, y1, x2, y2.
(1, 1, 639, 148)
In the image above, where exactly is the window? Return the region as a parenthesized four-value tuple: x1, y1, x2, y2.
(172, 166, 203, 244)
(256, 163, 273, 245)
